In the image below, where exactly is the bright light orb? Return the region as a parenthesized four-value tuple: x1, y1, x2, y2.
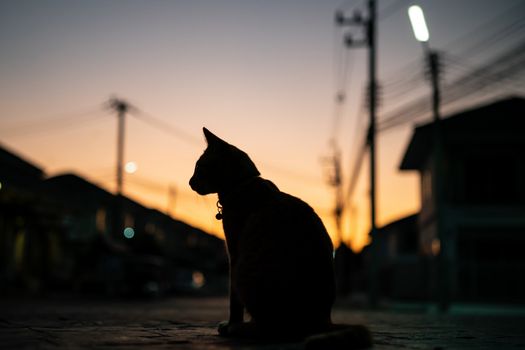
(408, 5, 430, 42)
(192, 271, 205, 289)
(125, 161, 138, 174)
(123, 227, 135, 239)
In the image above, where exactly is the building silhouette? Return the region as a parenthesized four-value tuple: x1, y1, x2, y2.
(365, 214, 422, 300)
(399, 96, 525, 303)
(362, 96, 525, 304)
(1, 146, 227, 296)
(0, 143, 49, 293)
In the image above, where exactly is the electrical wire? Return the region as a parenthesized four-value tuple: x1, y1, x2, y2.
(130, 109, 201, 146)
(442, 1, 525, 55)
(343, 96, 369, 207)
(378, 39, 525, 132)
(344, 131, 367, 206)
(128, 106, 324, 186)
(444, 54, 525, 90)
(1, 107, 106, 137)
(454, 17, 525, 60)
(378, 21, 525, 130)
(331, 33, 355, 142)
(378, 0, 409, 21)
(377, 1, 525, 101)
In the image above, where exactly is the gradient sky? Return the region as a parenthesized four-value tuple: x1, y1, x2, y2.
(1, 0, 523, 251)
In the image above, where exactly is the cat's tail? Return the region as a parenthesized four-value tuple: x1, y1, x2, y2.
(304, 324, 372, 350)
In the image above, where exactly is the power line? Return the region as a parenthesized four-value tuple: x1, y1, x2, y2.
(345, 95, 368, 192)
(331, 28, 356, 142)
(127, 104, 325, 188)
(1, 107, 106, 137)
(341, 1, 525, 201)
(444, 53, 525, 90)
(377, 1, 525, 98)
(443, 1, 525, 55)
(129, 109, 201, 146)
(344, 131, 367, 206)
(336, 0, 364, 13)
(455, 17, 525, 59)
(378, 40, 525, 132)
(380, 33, 525, 129)
(378, 0, 408, 21)
(259, 161, 322, 186)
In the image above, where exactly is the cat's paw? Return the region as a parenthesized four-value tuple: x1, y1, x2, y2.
(218, 321, 259, 338)
(217, 321, 233, 337)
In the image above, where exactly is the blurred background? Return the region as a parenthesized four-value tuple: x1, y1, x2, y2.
(1, 0, 524, 307)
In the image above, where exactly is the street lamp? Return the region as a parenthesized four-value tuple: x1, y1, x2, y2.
(408, 5, 448, 311)
(408, 5, 429, 43)
(408, 5, 440, 120)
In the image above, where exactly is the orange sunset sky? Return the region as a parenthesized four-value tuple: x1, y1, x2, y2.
(1, 0, 523, 251)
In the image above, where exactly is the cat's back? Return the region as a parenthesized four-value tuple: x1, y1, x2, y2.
(238, 178, 334, 285)
(236, 178, 335, 330)
(238, 178, 332, 248)
(265, 185, 333, 250)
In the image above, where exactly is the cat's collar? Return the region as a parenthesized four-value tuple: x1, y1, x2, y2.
(215, 201, 223, 220)
(216, 176, 260, 219)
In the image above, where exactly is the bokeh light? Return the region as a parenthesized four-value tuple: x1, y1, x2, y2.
(123, 227, 135, 239)
(125, 161, 138, 174)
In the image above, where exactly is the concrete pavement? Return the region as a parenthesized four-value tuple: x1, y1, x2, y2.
(1, 296, 524, 349)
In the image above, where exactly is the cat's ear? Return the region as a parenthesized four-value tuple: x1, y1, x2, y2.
(203, 127, 227, 146)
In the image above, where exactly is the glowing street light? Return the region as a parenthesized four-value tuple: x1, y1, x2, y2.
(408, 5, 429, 43)
(125, 161, 138, 174)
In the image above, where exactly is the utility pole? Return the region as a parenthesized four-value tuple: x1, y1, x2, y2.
(167, 185, 177, 216)
(110, 98, 129, 196)
(324, 142, 344, 243)
(336, 0, 379, 307)
(109, 98, 129, 239)
(323, 140, 353, 295)
(428, 50, 448, 311)
(409, 5, 448, 311)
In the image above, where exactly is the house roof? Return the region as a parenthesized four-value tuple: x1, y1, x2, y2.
(399, 96, 525, 170)
(44, 173, 158, 212)
(43, 173, 114, 202)
(0, 143, 44, 189)
(372, 213, 418, 237)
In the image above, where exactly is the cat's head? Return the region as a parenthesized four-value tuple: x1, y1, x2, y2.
(189, 128, 260, 195)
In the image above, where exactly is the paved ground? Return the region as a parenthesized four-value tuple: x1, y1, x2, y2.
(1, 296, 524, 349)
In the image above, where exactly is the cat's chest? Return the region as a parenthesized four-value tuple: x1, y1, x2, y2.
(222, 208, 261, 258)
(221, 212, 242, 257)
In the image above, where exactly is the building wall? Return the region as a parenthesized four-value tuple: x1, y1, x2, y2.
(418, 134, 525, 302)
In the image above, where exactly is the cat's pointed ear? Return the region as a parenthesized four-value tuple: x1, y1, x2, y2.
(203, 127, 227, 146)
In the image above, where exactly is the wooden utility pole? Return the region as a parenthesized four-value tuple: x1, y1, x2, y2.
(336, 0, 378, 307)
(428, 51, 449, 311)
(167, 185, 177, 216)
(408, 5, 448, 310)
(109, 98, 129, 239)
(110, 99, 128, 196)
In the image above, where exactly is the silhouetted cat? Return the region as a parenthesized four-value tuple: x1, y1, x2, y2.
(189, 128, 372, 349)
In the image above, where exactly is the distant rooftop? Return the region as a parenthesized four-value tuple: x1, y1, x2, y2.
(400, 96, 525, 170)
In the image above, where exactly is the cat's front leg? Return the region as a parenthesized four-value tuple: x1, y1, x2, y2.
(229, 287, 244, 322)
(218, 264, 244, 336)
(218, 290, 244, 336)
(229, 260, 244, 322)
